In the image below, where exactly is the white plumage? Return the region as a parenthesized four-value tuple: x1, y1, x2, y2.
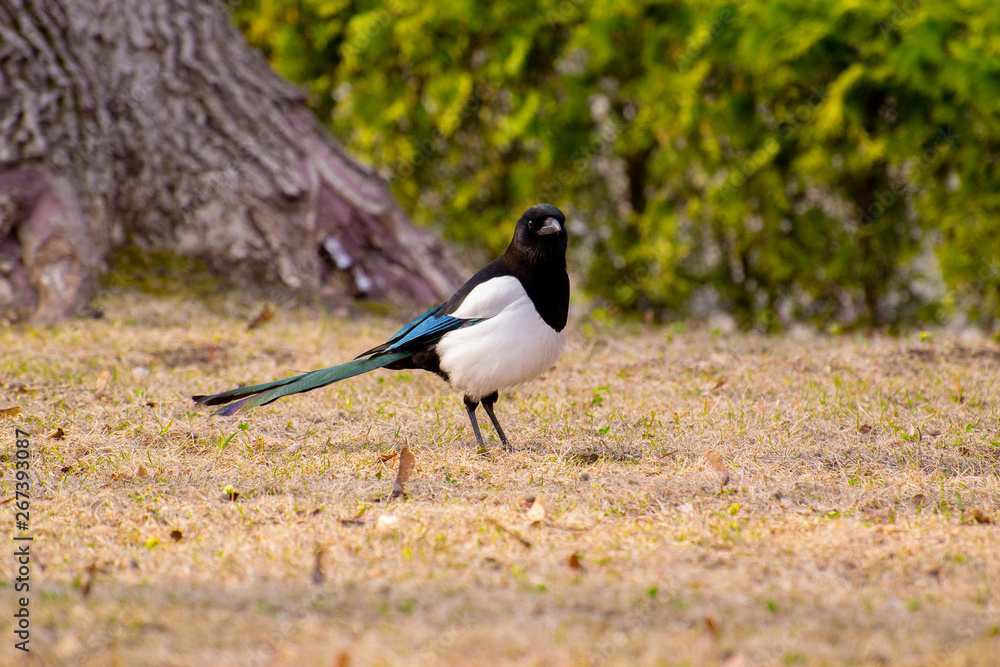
(437, 276, 567, 401)
(448, 275, 526, 320)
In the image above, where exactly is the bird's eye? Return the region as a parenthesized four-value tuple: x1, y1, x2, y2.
(527, 219, 536, 230)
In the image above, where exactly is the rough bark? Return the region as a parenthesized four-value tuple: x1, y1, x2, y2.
(0, 0, 463, 323)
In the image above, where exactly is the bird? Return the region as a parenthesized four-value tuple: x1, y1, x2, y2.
(193, 203, 570, 449)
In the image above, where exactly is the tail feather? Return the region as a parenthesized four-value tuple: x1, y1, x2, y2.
(193, 351, 411, 416)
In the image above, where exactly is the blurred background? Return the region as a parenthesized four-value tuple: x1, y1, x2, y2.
(230, 0, 1000, 332)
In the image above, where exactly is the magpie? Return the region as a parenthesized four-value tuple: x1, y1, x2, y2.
(193, 204, 570, 449)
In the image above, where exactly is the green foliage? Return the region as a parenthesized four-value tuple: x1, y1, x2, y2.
(232, 0, 1000, 329)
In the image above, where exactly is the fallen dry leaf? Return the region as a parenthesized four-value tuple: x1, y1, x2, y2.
(970, 508, 993, 524)
(568, 553, 583, 571)
(391, 446, 416, 498)
(295, 507, 322, 518)
(312, 547, 325, 585)
(874, 525, 905, 534)
(0, 406, 21, 419)
(170, 529, 183, 542)
(94, 370, 111, 398)
(704, 616, 720, 637)
(705, 451, 730, 488)
(80, 562, 98, 599)
(246, 303, 275, 332)
(378, 451, 397, 464)
(339, 517, 365, 527)
(526, 497, 546, 524)
(136, 464, 150, 478)
(47, 427, 66, 439)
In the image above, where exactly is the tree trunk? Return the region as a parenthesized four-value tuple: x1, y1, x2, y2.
(0, 0, 463, 323)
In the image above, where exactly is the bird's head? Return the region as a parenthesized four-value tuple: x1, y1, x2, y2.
(509, 203, 568, 265)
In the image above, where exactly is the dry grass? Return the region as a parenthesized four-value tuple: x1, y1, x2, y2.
(2, 290, 999, 666)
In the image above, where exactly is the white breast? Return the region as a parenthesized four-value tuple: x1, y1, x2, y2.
(448, 275, 527, 319)
(437, 277, 567, 401)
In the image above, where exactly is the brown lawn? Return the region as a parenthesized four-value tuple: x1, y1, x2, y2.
(1, 290, 999, 665)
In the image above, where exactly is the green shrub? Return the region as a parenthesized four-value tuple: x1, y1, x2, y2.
(233, 0, 1000, 329)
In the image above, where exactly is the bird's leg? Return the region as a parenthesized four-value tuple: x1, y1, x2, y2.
(481, 391, 510, 450)
(463, 396, 485, 447)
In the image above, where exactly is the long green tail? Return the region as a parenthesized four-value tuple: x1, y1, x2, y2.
(193, 351, 411, 416)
